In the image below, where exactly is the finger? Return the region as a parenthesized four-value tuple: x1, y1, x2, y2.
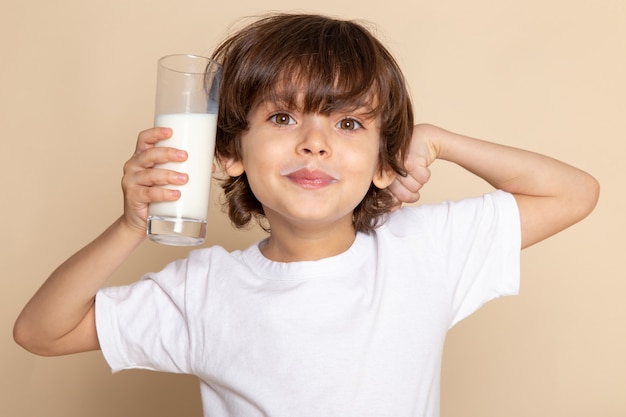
(388, 195, 403, 213)
(387, 178, 421, 204)
(395, 173, 424, 194)
(122, 186, 181, 230)
(132, 167, 188, 187)
(122, 168, 188, 198)
(399, 164, 431, 192)
(122, 179, 184, 224)
(132, 185, 182, 206)
(412, 165, 431, 186)
(134, 127, 173, 154)
(125, 147, 187, 174)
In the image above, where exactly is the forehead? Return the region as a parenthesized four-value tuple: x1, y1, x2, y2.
(227, 17, 390, 116)
(253, 67, 381, 118)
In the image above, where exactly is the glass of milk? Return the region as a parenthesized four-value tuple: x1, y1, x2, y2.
(147, 54, 222, 246)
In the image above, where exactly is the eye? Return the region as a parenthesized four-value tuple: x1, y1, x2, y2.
(336, 118, 362, 130)
(270, 113, 296, 126)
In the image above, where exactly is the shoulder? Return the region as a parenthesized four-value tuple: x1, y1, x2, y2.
(97, 243, 259, 308)
(390, 190, 516, 219)
(380, 190, 519, 236)
(108, 244, 255, 294)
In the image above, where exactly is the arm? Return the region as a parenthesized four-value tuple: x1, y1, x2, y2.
(13, 127, 187, 356)
(388, 124, 599, 249)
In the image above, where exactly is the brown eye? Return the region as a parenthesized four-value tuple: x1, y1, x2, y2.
(337, 118, 362, 130)
(270, 113, 295, 125)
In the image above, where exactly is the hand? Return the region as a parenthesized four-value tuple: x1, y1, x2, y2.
(120, 127, 188, 233)
(386, 124, 439, 210)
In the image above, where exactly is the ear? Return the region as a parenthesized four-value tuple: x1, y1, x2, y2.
(218, 155, 245, 177)
(372, 165, 397, 189)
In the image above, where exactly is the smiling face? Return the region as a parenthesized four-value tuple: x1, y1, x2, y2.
(223, 99, 395, 233)
(212, 14, 414, 233)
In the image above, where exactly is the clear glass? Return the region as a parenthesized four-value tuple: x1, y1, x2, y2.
(147, 54, 222, 246)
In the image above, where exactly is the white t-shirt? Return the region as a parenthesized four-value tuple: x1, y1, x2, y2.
(96, 190, 521, 417)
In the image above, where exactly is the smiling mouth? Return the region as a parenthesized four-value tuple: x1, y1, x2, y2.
(283, 168, 338, 189)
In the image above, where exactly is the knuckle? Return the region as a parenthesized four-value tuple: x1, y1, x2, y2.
(122, 158, 135, 174)
(140, 186, 154, 202)
(404, 159, 417, 172)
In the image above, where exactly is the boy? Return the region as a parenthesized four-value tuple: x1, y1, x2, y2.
(14, 13, 599, 417)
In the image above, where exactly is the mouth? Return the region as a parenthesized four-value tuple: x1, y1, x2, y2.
(281, 167, 339, 189)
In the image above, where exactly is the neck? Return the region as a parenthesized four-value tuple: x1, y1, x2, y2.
(260, 216, 357, 262)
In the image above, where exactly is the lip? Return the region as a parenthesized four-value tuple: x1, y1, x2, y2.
(282, 168, 338, 189)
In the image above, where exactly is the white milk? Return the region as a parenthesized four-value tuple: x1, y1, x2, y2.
(148, 113, 217, 221)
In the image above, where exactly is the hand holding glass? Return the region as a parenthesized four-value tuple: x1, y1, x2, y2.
(147, 54, 222, 246)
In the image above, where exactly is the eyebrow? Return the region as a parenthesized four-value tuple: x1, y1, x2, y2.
(255, 93, 380, 118)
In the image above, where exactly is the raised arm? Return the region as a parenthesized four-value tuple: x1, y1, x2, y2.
(13, 127, 187, 356)
(389, 124, 599, 249)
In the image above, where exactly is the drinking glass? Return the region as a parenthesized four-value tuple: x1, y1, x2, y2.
(147, 54, 222, 246)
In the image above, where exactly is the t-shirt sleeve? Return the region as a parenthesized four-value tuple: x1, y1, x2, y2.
(95, 257, 193, 374)
(435, 190, 521, 327)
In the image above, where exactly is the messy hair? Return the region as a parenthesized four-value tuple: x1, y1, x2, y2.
(211, 13, 414, 233)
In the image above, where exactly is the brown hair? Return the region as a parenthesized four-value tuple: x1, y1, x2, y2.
(211, 13, 414, 233)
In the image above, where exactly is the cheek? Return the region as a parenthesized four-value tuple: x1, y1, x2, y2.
(242, 159, 272, 197)
(347, 143, 383, 176)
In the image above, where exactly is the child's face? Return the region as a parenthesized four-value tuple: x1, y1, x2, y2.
(222, 99, 396, 231)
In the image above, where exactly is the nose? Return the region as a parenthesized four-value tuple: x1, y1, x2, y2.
(297, 116, 331, 157)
